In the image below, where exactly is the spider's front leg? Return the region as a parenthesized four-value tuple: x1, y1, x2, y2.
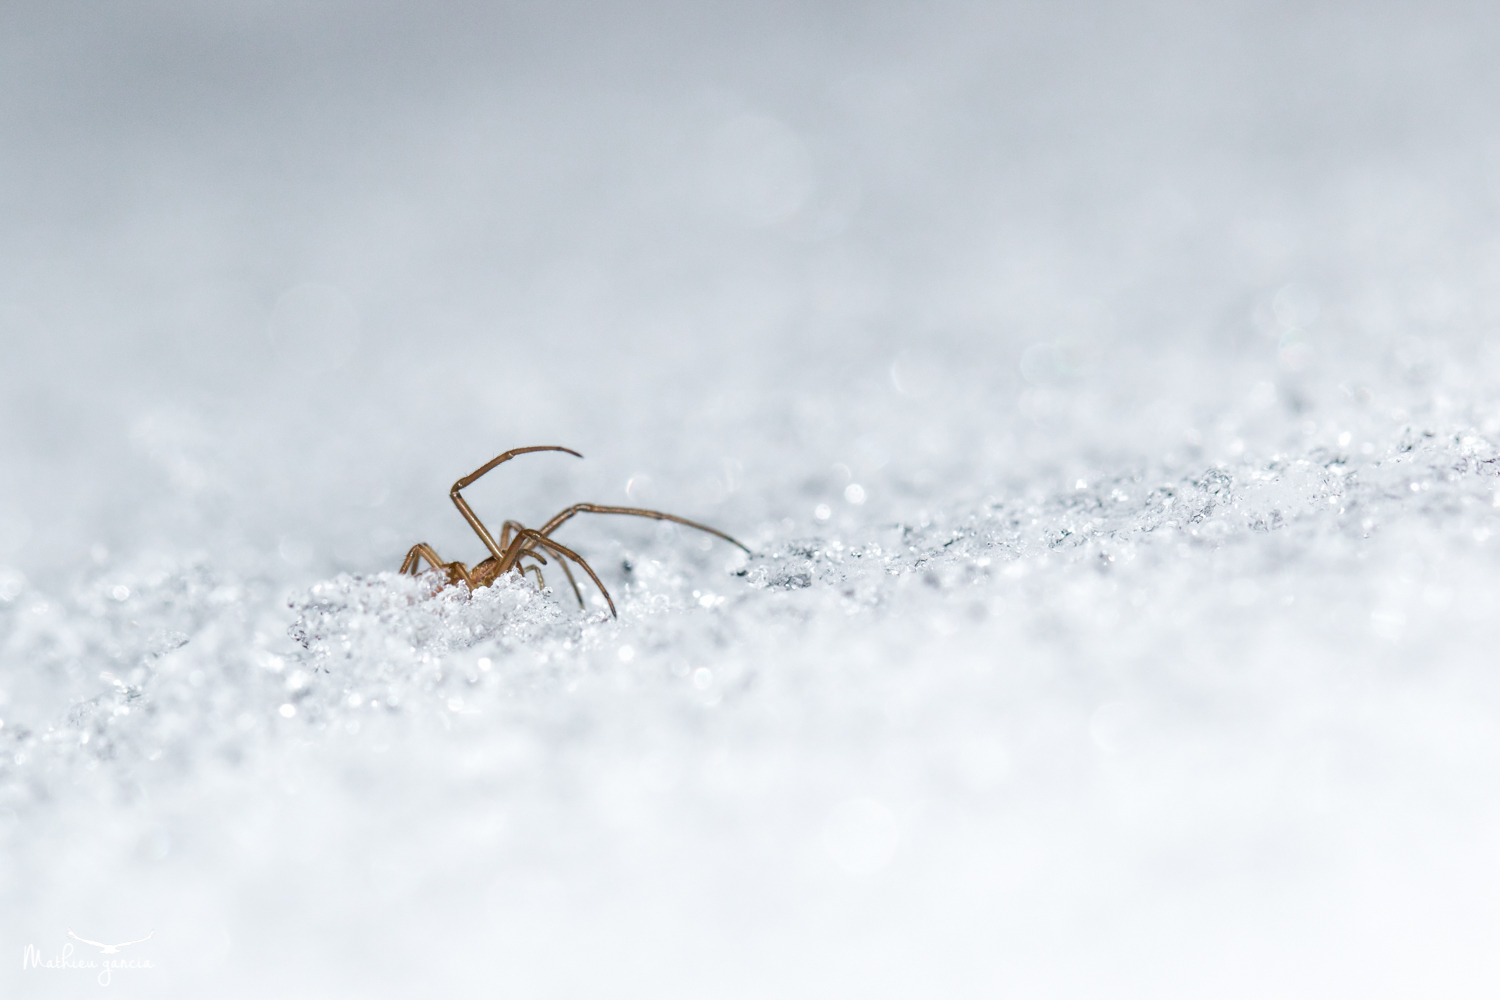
(449, 446, 583, 564)
(537, 504, 751, 553)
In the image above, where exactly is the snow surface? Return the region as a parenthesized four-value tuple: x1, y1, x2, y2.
(4, 3, 1500, 996)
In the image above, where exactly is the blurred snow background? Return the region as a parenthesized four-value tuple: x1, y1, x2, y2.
(4, 1, 1500, 995)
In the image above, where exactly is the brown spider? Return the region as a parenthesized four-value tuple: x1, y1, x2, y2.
(399, 445, 750, 617)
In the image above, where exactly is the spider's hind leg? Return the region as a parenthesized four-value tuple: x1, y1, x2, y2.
(552, 556, 585, 608)
(399, 543, 474, 589)
(519, 562, 545, 590)
(514, 529, 618, 618)
(504, 522, 586, 608)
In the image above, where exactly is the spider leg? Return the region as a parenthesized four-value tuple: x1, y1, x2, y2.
(449, 446, 583, 562)
(500, 518, 584, 605)
(536, 504, 751, 553)
(519, 562, 545, 590)
(553, 554, 585, 608)
(399, 543, 474, 589)
(399, 543, 436, 575)
(514, 529, 617, 617)
(500, 520, 529, 551)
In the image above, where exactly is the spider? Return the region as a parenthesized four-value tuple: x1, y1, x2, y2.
(399, 445, 749, 617)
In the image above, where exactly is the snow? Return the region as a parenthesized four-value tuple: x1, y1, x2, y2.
(4, 3, 1500, 996)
